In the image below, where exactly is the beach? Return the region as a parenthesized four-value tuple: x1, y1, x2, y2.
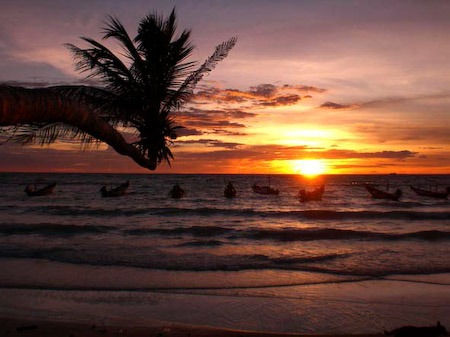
(0, 173, 449, 335)
(1, 317, 385, 337)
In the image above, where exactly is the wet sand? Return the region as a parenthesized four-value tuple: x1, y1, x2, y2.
(2, 317, 384, 337)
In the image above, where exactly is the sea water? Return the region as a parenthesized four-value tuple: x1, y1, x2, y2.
(0, 173, 449, 333)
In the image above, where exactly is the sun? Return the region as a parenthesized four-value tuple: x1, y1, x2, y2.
(295, 159, 327, 177)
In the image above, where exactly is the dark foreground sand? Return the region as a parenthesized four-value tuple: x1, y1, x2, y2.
(1, 317, 384, 337)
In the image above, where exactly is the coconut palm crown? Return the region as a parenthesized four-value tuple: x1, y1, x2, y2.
(0, 9, 236, 170)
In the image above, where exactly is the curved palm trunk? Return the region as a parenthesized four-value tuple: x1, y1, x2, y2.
(0, 86, 156, 170)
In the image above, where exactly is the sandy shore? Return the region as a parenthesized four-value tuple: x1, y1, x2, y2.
(1, 317, 384, 337)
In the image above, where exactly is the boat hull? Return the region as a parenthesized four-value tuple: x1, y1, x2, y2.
(252, 184, 279, 195)
(100, 181, 129, 197)
(410, 186, 449, 199)
(365, 185, 402, 201)
(299, 185, 324, 202)
(25, 183, 56, 196)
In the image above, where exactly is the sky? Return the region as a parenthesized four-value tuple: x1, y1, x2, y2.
(0, 0, 449, 174)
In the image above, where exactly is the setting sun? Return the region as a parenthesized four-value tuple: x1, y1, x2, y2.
(295, 159, 327, 176)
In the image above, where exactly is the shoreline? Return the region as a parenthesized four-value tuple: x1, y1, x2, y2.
(1, 317, 384, 337)
(1, 273, 449, 335)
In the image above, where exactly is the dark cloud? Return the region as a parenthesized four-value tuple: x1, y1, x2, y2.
(181, 108, 256, 119)
(282, 84, 327, 93)
(0, 55, 72, 85)
(192, 83, 325, 109)
(249, 84, 277, 97)
(259, 94, 301, 107)
(176, 128, 204, 137)
(0, 78, 101, 88)
(208, 129, 248, 136)
(318, 92, 450, 113)
(175, 146, 417, 162)
(320, 101, 357, 110)
(359, 92, 450, 109)
(353, 124, 450, 144)
(0, 142, 147, 173)
(176, 107, 253, 134)
(314, 149, 417, 159)
(183, 120, 246, 129)
(331, 163, 393, 169)
(174, 139, 242, 149)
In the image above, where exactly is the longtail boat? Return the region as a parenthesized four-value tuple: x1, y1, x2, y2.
(224, 182, 237, 198)
(252, 184, 279, 195)
(410, 186, 450, 199)
(170, 183, 185, 199)
(24, 182, 56, 196)
(299, 185, 325, 202)
(365, 184, 402, 201)
(100, 181, 129, 197)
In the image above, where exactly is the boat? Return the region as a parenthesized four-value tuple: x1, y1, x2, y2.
(24, 182, 56, 196)
(252, 183, 279, 195)
(170, 183, 185, 199)
(365, 184, 402, 201)
(100, 181, 129, 197)
(410, 186, 450, 199)
(224, 181, 237, 198)
(299, 185, 324, 202)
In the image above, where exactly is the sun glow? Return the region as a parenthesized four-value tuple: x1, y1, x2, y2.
(294, 159, 327, 176)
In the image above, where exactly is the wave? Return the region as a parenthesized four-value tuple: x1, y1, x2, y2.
(2, 223, 450, 243)
(0, 246, 349, 271)
(0, 223, 116, 236)
(125, 226, 450, 242)
(5, 205, 449, 221)
(147, 208, 450, 221)
(176, 240, 224, 247)
(124, 225, 234, 237)
(241, 228, 450, 242)
(1, 246, 449, 277)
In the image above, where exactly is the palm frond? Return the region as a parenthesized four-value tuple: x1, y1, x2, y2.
(102, 16, 149, 87)
(163, 36, 237, 113)
(10, 123, 99, 150)
(65, 39, 137, 94)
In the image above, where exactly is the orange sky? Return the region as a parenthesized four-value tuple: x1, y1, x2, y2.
(0, 0, 449, 174)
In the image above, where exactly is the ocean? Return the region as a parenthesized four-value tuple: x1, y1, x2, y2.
(0, 173, 449, 333)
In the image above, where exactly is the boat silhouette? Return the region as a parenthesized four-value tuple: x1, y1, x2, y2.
(224, 181, 237, 198)
(170, 183, 186, 199)
(100, 181, 129, 197)
(365, 184, 402, 201)
(299, 185, 325, 202)
(24, 182, 56, 196)
(410, 185, 450, 199)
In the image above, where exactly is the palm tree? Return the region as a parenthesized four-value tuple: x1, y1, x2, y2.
(0, 9, 236, 170)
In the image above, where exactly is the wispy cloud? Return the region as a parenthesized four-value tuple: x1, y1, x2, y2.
(319, 101, 359, 110)
(174, 139, 242, 149)
(353, 123, 450, 144)
(175, 145, 416, 162)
